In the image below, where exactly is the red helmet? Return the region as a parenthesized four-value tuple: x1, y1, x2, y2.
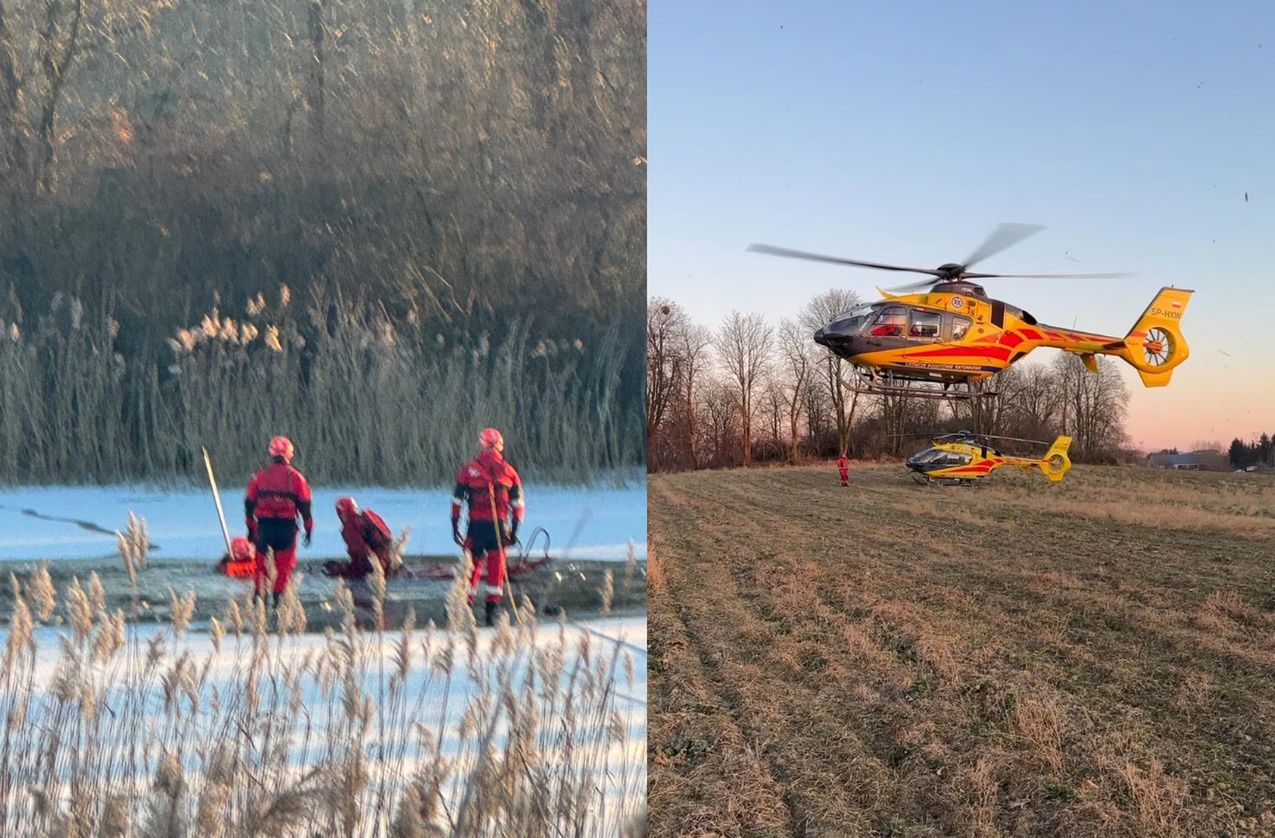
(269, 435, 294, 461)
(230, 536, 254, 562)
(335, 496, 357, 519)
(479, 427, 504, 451)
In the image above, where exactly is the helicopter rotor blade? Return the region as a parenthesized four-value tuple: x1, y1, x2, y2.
(747, 244, 945, 276)
(961, 223, 1045, 270)
(976, 434, 1055, 446)
(963, 271, 1134, 280)
(884, 277, 943, 293)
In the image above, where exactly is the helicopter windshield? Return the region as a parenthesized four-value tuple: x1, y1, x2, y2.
(827, 304, 876, 336)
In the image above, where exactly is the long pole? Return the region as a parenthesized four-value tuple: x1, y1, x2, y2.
(202, 447, 234, 558)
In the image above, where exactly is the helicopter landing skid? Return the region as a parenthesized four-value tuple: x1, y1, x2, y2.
(852, 375, 998, 401)
(911, 473, 976, 487)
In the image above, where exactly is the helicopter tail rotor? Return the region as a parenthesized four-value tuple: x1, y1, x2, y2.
(1037, 436, 1073, 483)
(1121, 287, 1194, 387)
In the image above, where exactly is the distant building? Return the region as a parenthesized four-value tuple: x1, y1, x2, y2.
(1145, 450, 1229, 471)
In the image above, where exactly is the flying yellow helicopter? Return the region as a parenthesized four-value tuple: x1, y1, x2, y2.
(750, 224, 1192, 399)
(905, 431, 1072, 485)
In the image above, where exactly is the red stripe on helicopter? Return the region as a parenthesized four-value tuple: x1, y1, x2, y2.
(999, 332, 1024, 348)
(1020, 328, 1042, 341)
(944, 464, 996, 475)
(909, 346, 1012, 361)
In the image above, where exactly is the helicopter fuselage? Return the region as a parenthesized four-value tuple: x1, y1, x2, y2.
(905, 435, 1073, 483)
(814, 284, 1188, 388)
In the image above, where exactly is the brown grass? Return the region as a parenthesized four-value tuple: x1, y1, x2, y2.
(649, 463, 1275, 836)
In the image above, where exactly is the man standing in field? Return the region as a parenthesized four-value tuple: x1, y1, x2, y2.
(451, 427, 525, 626)
(245, 435, 313, 605)
(837, 453, 850, 487)
(324, 496, 396, 579)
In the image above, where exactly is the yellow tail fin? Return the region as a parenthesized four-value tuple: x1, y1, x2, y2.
(1038, 436, 1072, 482)
(1124, 287, 1193, 387)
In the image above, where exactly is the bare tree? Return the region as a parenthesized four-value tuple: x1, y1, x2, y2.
(776, 317, 813, 462)
(647, 298, 685, 439)
(699, 378, 738, 469)
(1004, 362, 1062, 442)
(0, 0, 179, 194)
(715, 310, 772, 466)
(0, 2, 31, 191)
(800, 289, 862, 455)
(947, 365, 1025, 436)
(760, 372, 785, 459)
(803, 377, 832, 446)
(1053, 353, 1129, 460)
(677, 319, 713, 467)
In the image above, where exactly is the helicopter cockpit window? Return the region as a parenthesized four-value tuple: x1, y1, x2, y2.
(951, 315, 972, 340)
(911, 449, 972, 467)
(869, 306, 907, 337)
(909, 310, 942, 338)
(830, 304, 875, 336)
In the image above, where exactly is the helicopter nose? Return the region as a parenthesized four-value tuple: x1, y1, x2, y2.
(815, 328, 861, 358)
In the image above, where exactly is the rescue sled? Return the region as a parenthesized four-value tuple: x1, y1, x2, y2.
(216, 556, 256, 578)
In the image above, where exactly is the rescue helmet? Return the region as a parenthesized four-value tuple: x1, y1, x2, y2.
(479, 427, 504, 451)
(268, 435, 295, 461)
(230, 536, 254, 562)
(335, 496, 358, 519)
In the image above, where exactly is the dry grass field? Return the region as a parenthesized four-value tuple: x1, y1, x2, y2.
(649, 463, 1275, 837)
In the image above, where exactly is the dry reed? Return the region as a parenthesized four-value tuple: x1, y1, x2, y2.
(0, 514, 644, 835)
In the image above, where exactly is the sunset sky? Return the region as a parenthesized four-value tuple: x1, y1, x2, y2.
(648, 1, 1275, 452)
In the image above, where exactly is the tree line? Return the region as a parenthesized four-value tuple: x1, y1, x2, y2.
(1228, 435, 1275, 470)
(0, 0, 645, 483)
(647, 293, 1134, 472)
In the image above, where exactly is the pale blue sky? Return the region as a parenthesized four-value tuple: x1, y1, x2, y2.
(649, 1, 1275, 450)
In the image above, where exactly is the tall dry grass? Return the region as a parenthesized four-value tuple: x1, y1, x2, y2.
(0, 515, 644, 835)
(0, 290, 641, 484)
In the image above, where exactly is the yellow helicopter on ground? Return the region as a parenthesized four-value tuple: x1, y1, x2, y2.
(750, 224, 1193, 399)
(904, 431, 1072, 485)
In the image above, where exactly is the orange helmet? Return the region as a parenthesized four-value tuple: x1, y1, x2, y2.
(230, 536, 254, 562)
(479, 427, 504, 451)
(335, 496, 357, 519)
(268, 435, 294, 461)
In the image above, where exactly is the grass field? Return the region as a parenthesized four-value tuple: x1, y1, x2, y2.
(649, 463, 1275, 837)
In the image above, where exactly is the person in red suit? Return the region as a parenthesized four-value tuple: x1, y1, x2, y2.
(451, 427, 525, 626)
(837, 453, 850, 487)
(323, 496, 395, 578)
(245, 435, 313, 605)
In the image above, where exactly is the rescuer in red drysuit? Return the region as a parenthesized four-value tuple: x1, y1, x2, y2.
(245, 435, 313, 604)
(323, 496, 395, 578)
(837, 454, 850, 487)
(451, 427, 524, 626)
